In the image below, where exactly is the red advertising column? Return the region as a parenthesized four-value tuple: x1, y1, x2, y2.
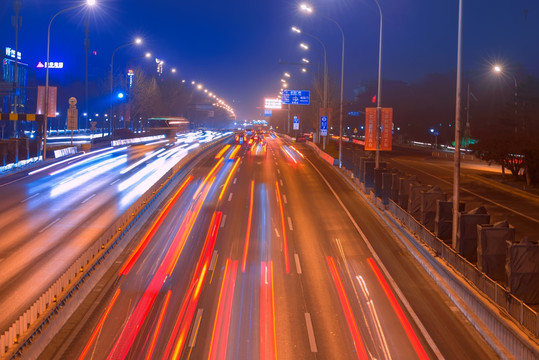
(364, 107, 376, 150)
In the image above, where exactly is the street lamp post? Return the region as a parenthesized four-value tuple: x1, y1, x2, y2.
(373, 0, 383, 169)
(452, 0, 463, 248)
(493, 65, 518, 133)
(292, 26, 327, 147)
(109, 38, 142, 139)
(44, 0, 96, 160)
(300, 3, 345, 168)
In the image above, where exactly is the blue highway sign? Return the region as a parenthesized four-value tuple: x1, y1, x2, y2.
(282, 90, 310, 105)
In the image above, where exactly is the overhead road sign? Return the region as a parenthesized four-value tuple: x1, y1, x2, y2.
(282, 90, 310, 105)
(265, 98, 282, 109)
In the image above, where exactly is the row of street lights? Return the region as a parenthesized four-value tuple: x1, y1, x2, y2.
(42, 0, 235, 158)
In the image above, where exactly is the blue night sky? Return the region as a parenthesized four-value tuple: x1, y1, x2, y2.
(1, 0, 538, 121)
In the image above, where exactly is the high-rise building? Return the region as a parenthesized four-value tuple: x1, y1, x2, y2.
(1, 46, 28, 114)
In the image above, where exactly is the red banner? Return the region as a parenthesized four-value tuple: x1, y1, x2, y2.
(36, 86, 57, 118)
(381, 108, 393, 151)
(364, 108, 376, 150)
(364, 107, 392, 151)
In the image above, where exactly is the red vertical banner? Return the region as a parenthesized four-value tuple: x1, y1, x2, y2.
(48, 86, 57, 118)
(364, 107, 376, 150)
(381, 108, 393, 151)
(36, 86, 57, 118)
(36, 86, 45, 115)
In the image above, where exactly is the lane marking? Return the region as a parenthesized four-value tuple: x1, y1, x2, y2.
(277, 169, 280, 174)
(282, 194, 287, 204)
(294, 253, 302, 274)
(228, 193, 233, 202)
(304, 313, 318, 352)
(305, 156, 444, 359)
(39, 218, 61, 233)
(287, 216, 293, 231)
(274, 228, 280, 238)
(279, 179, 284, 187)
(110, 178, 120, 185)
(21, 193, 40, 203)
(209, 251, 219, 271)
(81, 193, 96, 204)
(188, 309, 204, 347)
(275, 162, 278, 165)
(220, 214, 227, 228)
(233, 178, 237, 184)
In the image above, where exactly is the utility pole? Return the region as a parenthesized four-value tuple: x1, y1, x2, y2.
(84, 16, 90, 133)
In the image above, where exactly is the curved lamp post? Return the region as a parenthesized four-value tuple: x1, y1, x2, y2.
(300, 3, 345, 168)
(44, 0, 97, 160)
(292, 26, 328, 146)
(109, 37, 142, 139)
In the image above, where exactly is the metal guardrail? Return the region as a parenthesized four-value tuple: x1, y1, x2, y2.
(389, 201, 539, 339)
(0, 135, 231, 358)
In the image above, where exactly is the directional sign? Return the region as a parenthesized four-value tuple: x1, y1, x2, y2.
(320, 116, 328, 136)
(293, 116, 299, 130)
(264, 109, 272, 117)
(282, 90, 310, 105)
(348, 111, 360, 116)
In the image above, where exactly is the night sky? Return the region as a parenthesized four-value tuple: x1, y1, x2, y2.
(1, 0, 538, 121)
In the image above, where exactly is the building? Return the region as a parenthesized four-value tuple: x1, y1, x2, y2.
(1, 46, 28, 114)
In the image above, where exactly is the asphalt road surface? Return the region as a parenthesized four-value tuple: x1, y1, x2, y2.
(42, 134, 498, 359)
(0, 132, 219, 333)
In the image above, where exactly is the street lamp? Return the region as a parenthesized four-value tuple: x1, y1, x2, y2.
(291, 25, 328, 147)
(492, 64, 518, 132)
(452, 0, 463, 249)
(300, 3, 345, 167)
(44, 0, 97, 160)
(109, 37, 142, 139)
(371, 0, 384, 170)
(299, 43, 309, 50)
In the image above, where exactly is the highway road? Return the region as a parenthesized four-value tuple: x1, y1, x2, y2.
(42, 134, 498, 359)
(0, 132, 224, 333)
(339, 141, 539, 241)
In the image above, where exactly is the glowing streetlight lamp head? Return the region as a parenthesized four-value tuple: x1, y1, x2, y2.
(493, 65, 502, 73)
(284, 72, 291, 78)
(300, 3, 313, 13)
(302, 58, 310, 64)
(197, 84, 203, 90)
(281, 79, 287, 83)
(283, 83, 288, 88)
(300, 43, 309, 50)
(301, 68, 307, 73)
(145, 52, 151, 58)
(86, 0, 97, 6)
(134, 38, 142, 45)
(291, 26, 301, 34)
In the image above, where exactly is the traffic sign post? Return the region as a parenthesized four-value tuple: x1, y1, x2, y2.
(282, 90, 310, 105)
(320, 116, 328, 150)
(293, 116, 299, 130)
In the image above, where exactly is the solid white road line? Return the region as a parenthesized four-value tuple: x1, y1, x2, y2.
(304, 313, 318, 352)
(305, 156, 444, 359)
